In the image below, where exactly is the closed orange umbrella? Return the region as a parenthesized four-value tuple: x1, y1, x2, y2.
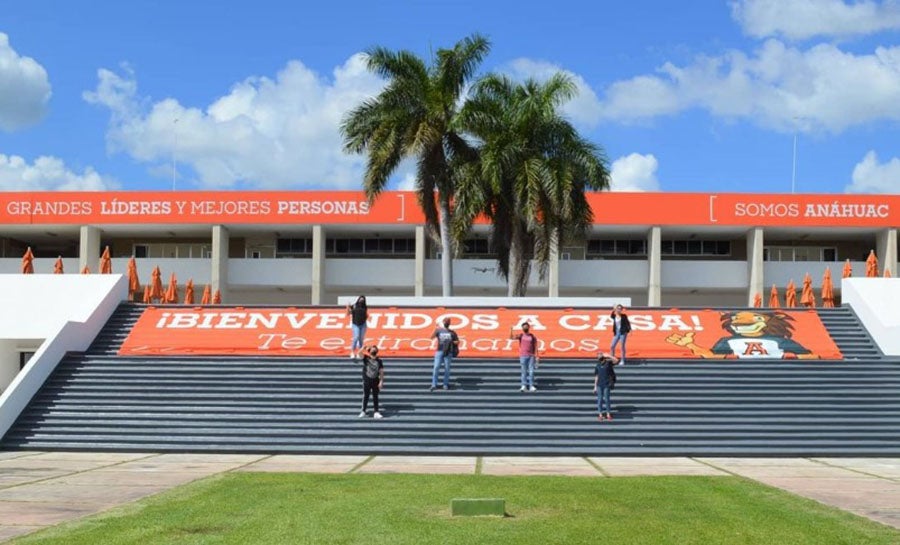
(800, 272, 815, 308)
(821, 267, 835, 308)
(150, 266, 164, 302)
(768, 284, 780, 308)
(99, 246, 112, 274)
(21, 247, 34, 274)
(785, 279, 797, 308)
(53, 256, 64, 274)
(842, 259, 852, 279)
(184, 279, 195, 305)
(866, 250, 878, 277)
(164, 273, 178, 304)
(212, 289, 222, 304)
(126, 257, 141, 300)
(142, 284, 151, 304)
(200, 285, 212, 305)
(752, 292, 762, 308)
(81, 266, 91, 274)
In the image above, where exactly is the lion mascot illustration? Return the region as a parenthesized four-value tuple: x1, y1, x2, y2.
(665, 311, 820, 359)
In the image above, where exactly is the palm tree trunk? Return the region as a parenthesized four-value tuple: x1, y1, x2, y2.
(507, 240, 519, 297)
(439, 196, 454, 297)
(508, 220, 529, 297)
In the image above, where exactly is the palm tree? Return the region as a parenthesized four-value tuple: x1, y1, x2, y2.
(455, 73, 609, 296)
(341, 34, 490, 297)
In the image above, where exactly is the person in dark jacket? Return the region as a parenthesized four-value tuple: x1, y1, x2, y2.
(347, 295, 368, 360)
(593, 352, 618, 421)
(358, 345, 384, 419)
(610, 304, 632, 365)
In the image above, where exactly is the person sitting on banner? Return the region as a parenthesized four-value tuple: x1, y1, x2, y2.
(610, 304, 631, 365)
(346, 295, 369, 360)
(430, 317, 458, 391)
(358, 345, 384, 419)
(509, 321, 539, 392)
(593, 352, 618, 421)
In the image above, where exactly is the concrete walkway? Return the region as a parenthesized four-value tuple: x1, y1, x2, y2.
(1, 452, 899, 542)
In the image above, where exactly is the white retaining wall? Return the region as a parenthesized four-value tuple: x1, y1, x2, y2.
(842, 278, 900, 356)
(0, 274, 128, 440)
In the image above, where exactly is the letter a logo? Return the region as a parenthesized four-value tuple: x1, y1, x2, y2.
(743, 342, 768, 356)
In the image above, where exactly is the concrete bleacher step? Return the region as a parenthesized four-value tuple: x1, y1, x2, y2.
(2, 302, 900, 455)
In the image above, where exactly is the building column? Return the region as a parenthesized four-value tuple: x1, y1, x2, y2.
(876, 228, 898, 277)
(311, 225, 325, 305)
(548, 230, 560, 298)
(647, 226, 661, 306)
(414, 225, 425, 297)
(211, 225, 229, 303)
(78, 225, 101, 273)
(747, 227, 764, 306)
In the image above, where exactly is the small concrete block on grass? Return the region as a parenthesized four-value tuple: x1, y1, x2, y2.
(451, 498, 505, 517)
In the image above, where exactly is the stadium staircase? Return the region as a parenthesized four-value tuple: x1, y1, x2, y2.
(2, 303, 899, 456)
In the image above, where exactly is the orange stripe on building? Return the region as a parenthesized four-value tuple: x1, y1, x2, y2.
(0, 191, 896, 227)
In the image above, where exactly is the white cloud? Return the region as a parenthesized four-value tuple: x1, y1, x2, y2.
(609, 153, 660, 192)
(84, 55, 385, 189)
(598, 39, 900, 134)
(0, 33, 51, 131)
(731, 0, 900, 40)
(504, 58, 604, 129)
(0, 154, 115, 190)
(847, 151, 900, 193)
(395, 171, 417, 191)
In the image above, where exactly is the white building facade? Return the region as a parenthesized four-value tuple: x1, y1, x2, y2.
(1, 190, 897, 307)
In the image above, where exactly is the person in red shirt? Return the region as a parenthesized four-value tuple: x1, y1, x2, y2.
(510, 321, 540, 392)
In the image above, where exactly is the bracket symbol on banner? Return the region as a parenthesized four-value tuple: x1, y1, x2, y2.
(396, 193, 405, 222)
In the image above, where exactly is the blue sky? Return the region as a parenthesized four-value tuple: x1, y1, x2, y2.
(0, 0, 898, 194)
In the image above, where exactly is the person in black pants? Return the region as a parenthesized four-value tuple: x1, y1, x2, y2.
(610, 304, 632, 366)
(358, 345, 384, 419)
(593, 352, 618, 421)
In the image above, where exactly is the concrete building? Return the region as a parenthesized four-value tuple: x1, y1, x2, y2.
(1, 190, 897, 306)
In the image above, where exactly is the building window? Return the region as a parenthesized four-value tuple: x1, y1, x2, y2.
(764, 246, 838, 262)
(587, 239, 647, 256)
(132, 243, 211, 258)
(19, 352, 35, 370)
(463, 238, 491, 256)
(321, 238, 416, 257)
(276, 238, 313, 257)
(661, 240, 730, 256)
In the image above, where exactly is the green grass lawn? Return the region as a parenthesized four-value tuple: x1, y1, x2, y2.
(13, 473, 900, 545)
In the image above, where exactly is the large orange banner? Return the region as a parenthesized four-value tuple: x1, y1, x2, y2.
(118, 307, 843, 360)
(1, 190, 896, 227)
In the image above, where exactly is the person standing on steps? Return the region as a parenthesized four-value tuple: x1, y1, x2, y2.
(430, 317, 458, 391)
(610, 304, 631, 366)
(510, 321, 539, 392)
(593, 352, 618, 421)
(358, 345, 384, 419)
(346, 295, 368, 360)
